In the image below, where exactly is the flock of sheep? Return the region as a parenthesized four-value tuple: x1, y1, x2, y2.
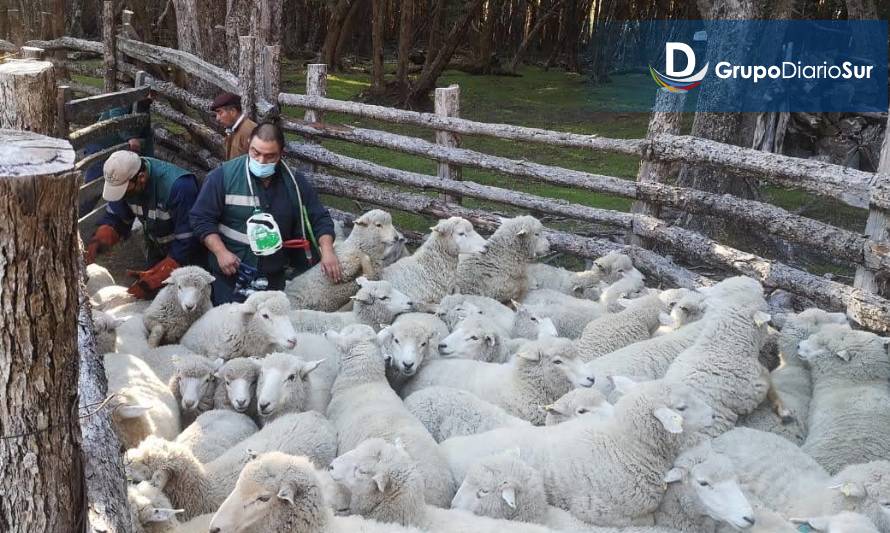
(86, 209, 890, 533)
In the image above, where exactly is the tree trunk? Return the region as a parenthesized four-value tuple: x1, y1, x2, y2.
(475, 0, 500, 73)
(333, 0, 364, 69)
(371, 0, 385, 92)
(225, 0, 253, 73)
(0, 129, 84, 533)
(846, 0, 877, 18)
(321, 0, 357, 69)
(676, 0, 761, 243)
(422, 0, 447, 73)
(0, 60, 56, 134)
(172, 0, 225, 94)
(395, 0, 413, 85)
(408, 0, 485, 107)
(509, 0, 562, 73)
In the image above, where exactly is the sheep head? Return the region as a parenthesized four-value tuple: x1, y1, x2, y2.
(163, 266, 215, 312)
(431, 217, 487, 255)
(451, 448, 544, 522)
(216, 357, 260, 413)
(351, 277, 414, 318)
(515, 337, 595, 389)
(350, 209, 398, 258)
(256, 353, 322, 418)
(242, 291, 298, 351)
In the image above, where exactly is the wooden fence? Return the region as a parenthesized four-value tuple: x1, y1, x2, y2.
(15, 17, 890, 333)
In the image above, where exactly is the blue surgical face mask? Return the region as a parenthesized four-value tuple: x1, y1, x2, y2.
(248, 157, 277, 178)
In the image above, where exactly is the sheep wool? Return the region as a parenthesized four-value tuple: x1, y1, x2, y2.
(401, 337, 595, 424)
(542, 387, 614, 426)
(404, 386, 531, 442)
(174, 409, 257, 463)
(285, 210, 398, 311)
(798, 324, 890, 474)
(382, 217, 486, 304)
(289, 277, 414, 334)
(436, 293, 515, 333)
(124, 411, 336, 519)
(452, 215, 549, 302)
(574, 293, 670, 361)
(325, 324, 456, 507)
(180, 290, 297, 360)
(143, 266, 214, 347)
(520, 288, 606, 339)
(92, 309, 124, 354)
(168, 353, 220, 427)
(86, 263, 116, 296)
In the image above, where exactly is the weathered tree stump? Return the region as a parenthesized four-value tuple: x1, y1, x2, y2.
(0, 129, 83, 531)
(0, 60, 56, 134)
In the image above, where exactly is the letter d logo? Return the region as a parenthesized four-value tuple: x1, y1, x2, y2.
(666, 43, 696, 77)
(649, 41, 709, 93)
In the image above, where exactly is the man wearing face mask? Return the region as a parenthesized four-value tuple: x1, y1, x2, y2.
(86, 150, 202, 298)
(190, 122, 340, 305)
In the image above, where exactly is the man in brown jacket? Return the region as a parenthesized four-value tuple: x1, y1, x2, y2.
(211, 92, 257, 160)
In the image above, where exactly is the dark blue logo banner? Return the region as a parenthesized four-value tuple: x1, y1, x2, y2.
(591, 20, 888, 112)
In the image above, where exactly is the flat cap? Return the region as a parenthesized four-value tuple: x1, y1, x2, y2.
(211, 92, 241, 111)
(102, 150, 141, 201)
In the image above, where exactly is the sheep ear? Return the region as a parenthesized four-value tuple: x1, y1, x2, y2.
(541, 403, 562, 415)
(117, 404, 152, 419)
(515, 346, 541, 361)
(147, 508, 184, 522)
(377, 327, 392, 343)
(484, 335, 497, 347)
(372, 472, 389, 493)
(356, 276, 369, 286)
(448, 285, 461, 295)
(351, 292, 373, 304)
(653, 406, 684, 434)
(834, 349, 851, 362)
(300, 359, 324, 379)
(515, 229, 528, 237)
(609, 376, 638, 396)
(111, 317, 126, 329)
(509, 299, 521, 311)
(277, 484, 296, 505)
(162, 276, 174, 285)
(829, 481, 866, 498)
(500, 485, 516, 509)
(663, 467, 685, 484)
(753, 311, 771, 327)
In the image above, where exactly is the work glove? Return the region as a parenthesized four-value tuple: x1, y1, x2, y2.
(85, 225, 120, 264)
(127, 256, 180, 299)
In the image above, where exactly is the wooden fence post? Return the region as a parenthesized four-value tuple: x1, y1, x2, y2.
(0, 60, 56, 134)
(258, 44, 281, 118)
(238, 35, 257, 120)
(630, 89, 685, 248)
(435, 84, 461, 204)
(0, 129, 84, 533)
(853, 112, 890, 299)
(56, 85, 71, 138)
(305, 63, 327, 124)
(102, 0, 117, 94)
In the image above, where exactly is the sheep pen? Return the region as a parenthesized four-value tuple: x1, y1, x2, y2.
(3, 29, 890, 532)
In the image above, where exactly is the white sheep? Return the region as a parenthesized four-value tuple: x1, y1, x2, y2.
(520, 289, 606, 339)
(168, 353, 222, 427)
(542, 387, 614, 425)
(143, 266, 215, 347)
(663, 289, 773, 438)
(127, 480, 214, 533)
(440, 379, 714, 527)
(654, 441, 756, 532)
(436, 313, 521, 363)
(104, 352, 180, 449)
(382, 217, 486, 304)
(404, 386, 531, 442)
(287, 332, 343, 413)
(324, 324, 455, 508)
(92, 309, 125, 354)
(510, 303, 559, 339)
(92, 284, 138, 312)
(285, 210, 398, 311)
(114, 314, 152, 356)
(436, 293, 515, 333)
(255, 352, 324, 423)
(174, 409, 257, 463)
(525, 252, 634, 300)
(598, 268, 647, 309)
(289, 277, 414, 334)
(86, 263, 116, 296)
(653, 290, 707, 336)
(379, 312, 449, 388)
(574, 291, 682, 362)
(453, 215, 549, 302)
(327, 438, 560, 532)
(212, 357, 260, 418)
(209, 451, 428, 533)
(798, 323, 890, 474)
(124, 410, 337, 519)
(180, 290, 297, 360)
(791, 512, 880, 533)
(401, 337, 595, 424)
(739, 308, 849, 444)
(137, 344, 198, 383)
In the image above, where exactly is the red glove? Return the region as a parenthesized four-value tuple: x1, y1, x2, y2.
(127, 256, 180, 299)
(85, 225, 120, 264)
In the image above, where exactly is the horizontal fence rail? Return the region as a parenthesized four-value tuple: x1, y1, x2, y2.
(16, 36, 890, 332)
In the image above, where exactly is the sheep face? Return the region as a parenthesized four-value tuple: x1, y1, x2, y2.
(437, 300, 484, 330)
(128, 481, 183, 531)
(438, 315, 498, 360)
(352, 277, 413, 317)
(515, 218, 549, 259)
(798, 324, 890, 381)
(174, 356, 219, 411)
(218, 358, 260, 413)
(664, 446, 755, 530)
(592, 252, 634, 283)
(659, 292, 706, 331)
(328, 438, 409, 515)
(451, 450, 541, 521)
(256, 353, 322, 418)
(432, 217, 487, 255)
(378, 325, 438, 376)
(164, 266, 214, 312)
(614, 381, 714, 436)
(211, 452, 326, 533)
(325, 324, 379, 356)
(512, 304, 558, 340)
(543, 388, 614, 425)
(244, 292, 298, 351)
(92, 309, 125, 335)
(829, 461, 890, 528)
(517, 338, 595, 389)
(777, 308, 848, 359)
(351, 209, 398, 255)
